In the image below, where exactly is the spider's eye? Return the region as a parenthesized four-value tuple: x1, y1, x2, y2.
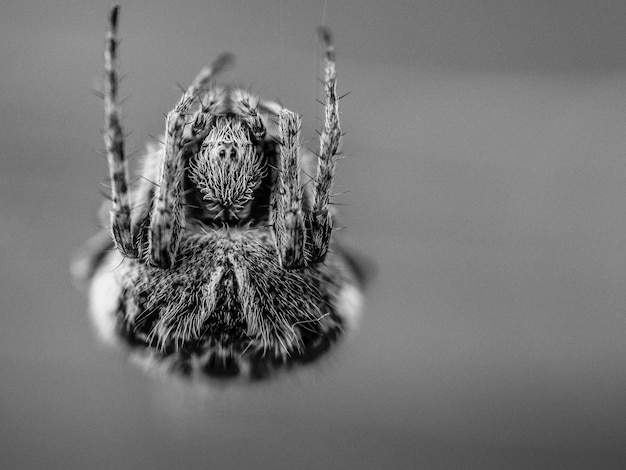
(230, 148, 237, 160)
(219, 149, 226, 159)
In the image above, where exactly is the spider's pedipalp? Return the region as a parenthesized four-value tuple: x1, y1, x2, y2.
(103, 4, 137, 258)
(230, 88, 267, 142)
(149, 54, 233, 268)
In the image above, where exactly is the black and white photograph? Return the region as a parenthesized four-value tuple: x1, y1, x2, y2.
(2, 1, 626, 468)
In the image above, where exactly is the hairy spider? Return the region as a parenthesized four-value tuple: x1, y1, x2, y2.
(73, 5, 366, 380)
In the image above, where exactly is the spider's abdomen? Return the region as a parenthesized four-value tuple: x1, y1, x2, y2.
(95, 230, 361, 379)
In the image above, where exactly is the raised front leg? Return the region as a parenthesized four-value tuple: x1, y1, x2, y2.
(103, 5, 137, 258)
(149, 55, 232, 268)
(272, 109, 306, 269)
(306, 27, 341, 263)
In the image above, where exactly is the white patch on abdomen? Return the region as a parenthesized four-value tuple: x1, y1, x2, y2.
(89, 251, 124, 346)
(335, 283, 364, 333)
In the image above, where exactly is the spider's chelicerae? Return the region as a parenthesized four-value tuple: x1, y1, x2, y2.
(74, 5, 366, 380)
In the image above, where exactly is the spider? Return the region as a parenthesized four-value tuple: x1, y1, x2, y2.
(73, 5, 366, 380)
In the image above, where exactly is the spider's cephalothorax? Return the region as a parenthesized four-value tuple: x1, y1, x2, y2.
(189, 115, 267, 223)
(73, 5, 366, 381)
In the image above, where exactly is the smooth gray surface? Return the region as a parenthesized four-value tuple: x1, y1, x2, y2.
(2, 1, 626, 468)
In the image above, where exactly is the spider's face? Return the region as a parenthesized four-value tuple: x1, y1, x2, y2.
(189, 116, 266, 221)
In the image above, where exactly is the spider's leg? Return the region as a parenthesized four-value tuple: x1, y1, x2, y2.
(258, 98, 284, 117)
(307, 27, 341, 263)
(103, 5, 137, 258)
(271, 109, 306, 269)
(148, 55, 232, 268)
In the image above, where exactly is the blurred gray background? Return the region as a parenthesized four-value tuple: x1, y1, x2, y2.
(2, 0, 626, 468)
